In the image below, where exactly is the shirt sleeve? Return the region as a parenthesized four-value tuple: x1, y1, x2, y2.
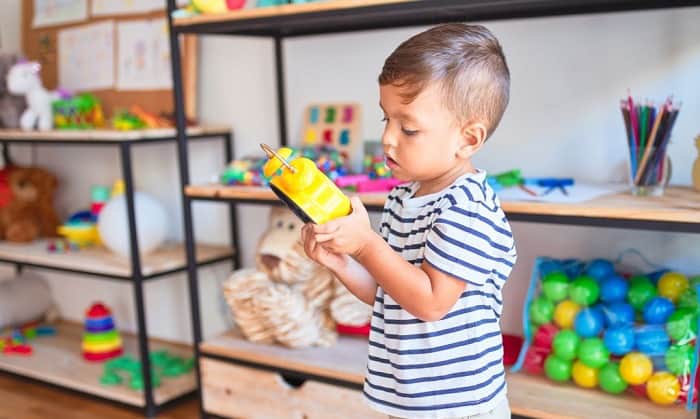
(423, 205, 498, 287)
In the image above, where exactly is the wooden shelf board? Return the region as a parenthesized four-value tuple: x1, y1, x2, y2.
(0, 321, 195, 407)
(200, 330, 693, 419)
(185, 184, 700, 224)
(0, 240, 234, 278)
(0, 125, 229, 142)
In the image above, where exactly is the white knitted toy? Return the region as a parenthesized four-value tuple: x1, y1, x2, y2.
(7, 61, 56, 131)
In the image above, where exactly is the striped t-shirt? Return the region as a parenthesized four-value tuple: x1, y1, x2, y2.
(363, 170, 517, 419)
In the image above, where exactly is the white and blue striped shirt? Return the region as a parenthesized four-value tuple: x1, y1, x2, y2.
(363, 170, 516, 419)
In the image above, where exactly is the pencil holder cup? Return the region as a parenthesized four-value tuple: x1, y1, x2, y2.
(628, 145, 671, 197)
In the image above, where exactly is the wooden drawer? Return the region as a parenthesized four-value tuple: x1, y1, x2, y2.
(201, 357, 384, 419)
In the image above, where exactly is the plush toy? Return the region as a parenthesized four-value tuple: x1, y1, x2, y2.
(7, 61, 57, 131)
(222, 206, 370, 348)
(0, 164, 60, 242)
(0, 52, 27, 129)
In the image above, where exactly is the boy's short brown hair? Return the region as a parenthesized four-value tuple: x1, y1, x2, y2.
(379, 23, 510, 138)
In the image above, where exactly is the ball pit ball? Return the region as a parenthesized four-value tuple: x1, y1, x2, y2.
(665, 344, 693, 376)
(540, 261, 565, 277)
(666, 308, 698, 342)
(646, 371, 681, 405)
(542, 272, 570, 302)
(554, 300, 581, 329)
(678, 287, 699, 311)
(642, 297, 675, 325)
(574, 307, 605, 338)
(657, 272, 689, 303)
(577, 338, 609, 369)
(572, 360, 599, 388)
(585, 259, 615, 281)
(599, 362, 629, 394)
(552, 330, 580, 361)
(603, 302, 635, 327)
(544, 355, 572, 382)
(620, 352, 653, 385)
(635, 325, 670, 356)
(533, 324, 559, 349)
(627, 277, 657, 311)
(603, 326, 635, 356)
(600, 275, 629, 303)
(569, 276, 600, 306)
(529, 296, 555, 326)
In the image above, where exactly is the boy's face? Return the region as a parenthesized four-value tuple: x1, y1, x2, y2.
(379, 82, 476, 190)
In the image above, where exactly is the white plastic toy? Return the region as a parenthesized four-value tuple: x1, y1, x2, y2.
(7, 61, 56, 131)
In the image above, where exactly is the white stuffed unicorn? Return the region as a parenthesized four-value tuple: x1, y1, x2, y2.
(7, 61, 56, 131)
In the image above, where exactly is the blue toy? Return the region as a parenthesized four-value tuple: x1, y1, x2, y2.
(574, 307, 605, 338)
(603, 326, 635, 356)
(585, 259, 615, 281)
(643, 297, 675, 325)
(600, 275, 629, 303)
(602, 302, 635, 327)
(635, 325, 671, 356)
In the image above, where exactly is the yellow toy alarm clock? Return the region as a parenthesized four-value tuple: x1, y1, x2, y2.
(261, 144, 351, 224)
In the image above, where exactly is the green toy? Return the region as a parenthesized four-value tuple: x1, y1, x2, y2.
(627, 276, 657, 311)
(552, 330, 580, 361)
(529, 296, 555, 326)
(568, 276, 599, 306)
(577, 338, 609, 368)
(542, 272, 570, 302)
(544, 354, 572, 382)
(666, 308, 698, 342)
(665, 344, 693, 376)
(99, 350, 193, 390)
(598, 362, 628, 394)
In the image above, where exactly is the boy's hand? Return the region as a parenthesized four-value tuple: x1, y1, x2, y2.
(301, 223, 348, 273)
(311, 197, 373, 258)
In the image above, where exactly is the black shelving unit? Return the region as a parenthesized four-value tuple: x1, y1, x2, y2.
(166, 1, 700, 418)
(0, 128, 234, 417)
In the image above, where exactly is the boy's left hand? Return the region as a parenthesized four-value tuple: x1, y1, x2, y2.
(312, 197, 373, 258)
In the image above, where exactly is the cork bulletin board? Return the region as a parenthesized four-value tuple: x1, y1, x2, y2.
(21, 0, 197, 119)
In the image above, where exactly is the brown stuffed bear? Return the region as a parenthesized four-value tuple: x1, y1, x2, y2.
(0, 165, 60, 242)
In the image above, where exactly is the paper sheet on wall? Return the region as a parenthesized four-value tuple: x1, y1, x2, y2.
(91, 0, 163, 16)
(32, 0, 87, 28)
(57, 21, 115, 91)
(495, 183, 629, 203)
(116, 18, 172, 91)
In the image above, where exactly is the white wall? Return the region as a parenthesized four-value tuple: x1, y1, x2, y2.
(3, 4, 699, 342)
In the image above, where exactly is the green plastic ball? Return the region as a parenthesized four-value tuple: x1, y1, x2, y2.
(544, 355, 572, 382)
(678, 288, 699, 311)
(530, 296, 555, 326)
(666, 308, 698, 342)
(577, 338, 610, 369)
(627, 278, 657, 311)
(599, 362, 628, 394)
(569, 276, 600, 306)
(542, 272, 570, 302)
(552, 330, 580, 361)
(665, 344, 693, 376)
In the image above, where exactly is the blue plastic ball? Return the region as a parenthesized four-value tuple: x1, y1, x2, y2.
(540, 260, 564, 278)
(635, 325, 671, 356)
(648, 269, 671, 285)
(603, 326, 635, 356)
(574, 307, 605, 338)
(600, 275, 629, 303)
(603, 302, 635, 327)
(586, 259, 615, 282)
(643, 297, 675, 325)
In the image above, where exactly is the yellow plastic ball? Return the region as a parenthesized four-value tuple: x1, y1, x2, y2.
(646, 372, 681, 405)
(619, 352, 653, 385)
(572, 360, 599, 388)
(554, 300, 581, 329)
(658, 272, 689, 303)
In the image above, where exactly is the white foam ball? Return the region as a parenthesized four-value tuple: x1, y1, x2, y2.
(97, 192, 168, 257)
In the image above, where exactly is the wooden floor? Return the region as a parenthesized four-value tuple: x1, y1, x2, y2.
(0, 373, 199, 419)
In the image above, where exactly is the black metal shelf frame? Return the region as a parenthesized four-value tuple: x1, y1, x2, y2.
(165, 1, 700, 418)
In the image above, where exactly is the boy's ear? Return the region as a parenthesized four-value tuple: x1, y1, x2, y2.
(456, 120, 488, 159)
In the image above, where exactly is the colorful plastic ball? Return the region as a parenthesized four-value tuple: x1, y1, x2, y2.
(666, 308, 698, 342)
(586, 259, 615, 281)
(599, 362, 629, 394)
(574, 307, 605, 338)
(529, 296, 555, 326)
(552, 330, 580, 361)
(602, 302, 635, 327)
(599, 275, 628, 304)
(603, 326, 635, 356)
(533, 324, 559, 349)
(665, 344, 693, 376)
(635, 325, 670, 356)
(627, 277, 657, 311)
(577, 338, 609, 369)
(646, 372, 681, 405)
(658, 272, 689, 303)
(677, 287, 699, 311)
(620, 352, 653, 385)
(572, 360, 599, 388)
(540, 261, 565, 277)
(542, 272, 570, 302)
(554, 300, 581, 329)
(643, 297, 675, 325)
(569, 276, 600, 306)
(544, 355, 572, 382)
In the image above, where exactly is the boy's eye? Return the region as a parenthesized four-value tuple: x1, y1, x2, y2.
(402, 127, 418, 136)
(380, 116, 388, 122)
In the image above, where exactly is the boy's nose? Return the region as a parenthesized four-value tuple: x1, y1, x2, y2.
(381, 131, 397, 148)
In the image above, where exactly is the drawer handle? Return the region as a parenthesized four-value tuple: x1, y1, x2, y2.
(280, 373, 307, 389)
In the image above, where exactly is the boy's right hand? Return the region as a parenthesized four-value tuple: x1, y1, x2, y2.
(301, 223, 349, 273)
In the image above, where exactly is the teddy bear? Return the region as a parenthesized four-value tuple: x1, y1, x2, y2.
(0, 52, 27, 129)
(222, 206, 371, 348)
(0, 163, 60, 242)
